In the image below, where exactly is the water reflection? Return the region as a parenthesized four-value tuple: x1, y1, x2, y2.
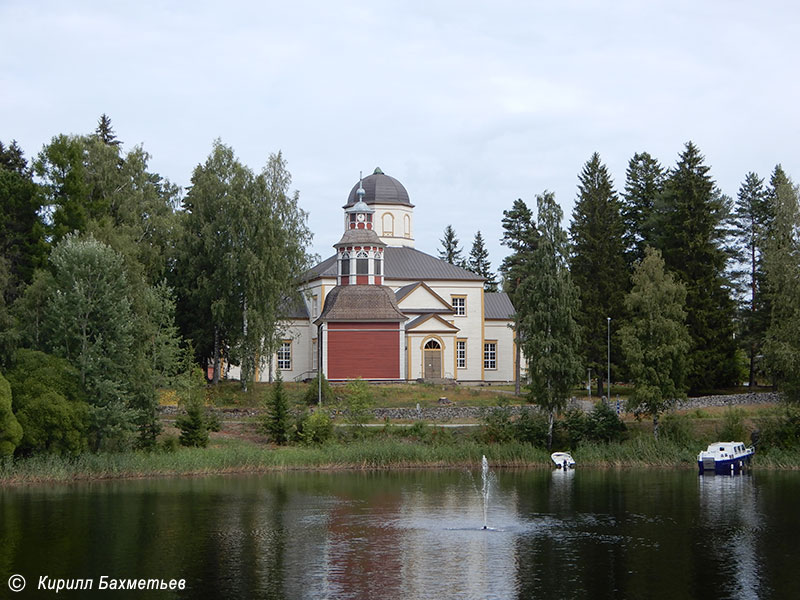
(2, 469, 799, 599)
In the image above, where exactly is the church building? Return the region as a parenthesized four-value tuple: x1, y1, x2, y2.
(264, 168, 519, 383)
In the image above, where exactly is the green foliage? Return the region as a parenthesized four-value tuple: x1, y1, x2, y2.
(717, 408, 748, 442)
(620, 247, 691, 437)
(586, 401, 627, 444)
(303, 372, 334, 405)
(499, 198, 538, 294)
(652, 142, 738, 391)
(561, 407, 588, 448)
(569, 152, 629, 393)
(517, 191, 582, 446)
(342, 378, 374, 427)
(730, 172, 772, 386)
(297, 410, 334, 446)
(481, 403, 514, 443)
(755, 405, 800, 450)
(467, 231, 498, 292)
(438, 224, 467, 267)
(622, 152, 664, 267)
(5, 349, 89, 456)
(658, 413, 695, 447)
(176, 398, 210, 448)
(762, 174, 800, 401)
(513, 410, 549, 446)
(174, 141, 312, 387)
(0, 372, 22, 456)
(264, 371, 292, 444)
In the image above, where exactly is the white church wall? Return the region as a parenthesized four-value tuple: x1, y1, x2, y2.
(374, 204, 414, 247)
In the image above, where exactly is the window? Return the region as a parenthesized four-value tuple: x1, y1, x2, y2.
(452, 296, 466, 316)
(456, 339, 467, 369)
(277, 341, 292, 370)
(484, 342, 497, 370)
(340, 252, 350, 277)
(382, 213, 394, 236)
(356, 250, 369, 275)
(375, 255, 382, 276)
(404, 214, 411, 237)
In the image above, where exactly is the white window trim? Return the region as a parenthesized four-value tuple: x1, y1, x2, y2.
(451, 295, 466, 317)
(277, 340, 292, 370)
(484, 341, 497, 370)
(456, 339, 467, 369)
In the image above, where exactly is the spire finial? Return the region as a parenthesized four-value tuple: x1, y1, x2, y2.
(356, 170, 365, 200)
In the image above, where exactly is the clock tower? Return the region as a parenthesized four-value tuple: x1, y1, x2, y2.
(335, 175, 385, 286)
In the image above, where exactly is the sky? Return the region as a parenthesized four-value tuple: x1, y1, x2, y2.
(2, 0, 799, 268)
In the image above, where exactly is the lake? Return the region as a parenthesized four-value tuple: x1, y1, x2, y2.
(2, 467, 798, 599)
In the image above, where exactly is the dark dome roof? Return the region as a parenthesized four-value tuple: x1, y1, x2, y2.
(345, 167, 413, 207)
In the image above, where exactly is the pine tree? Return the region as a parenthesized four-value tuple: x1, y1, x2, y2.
(762, 174, 800, 401)
(438, 225, 466, 267)
(568, 152, 628, 396)
(622, 152, 665, 267)
(619, 248, 691, 438)
(652, 142, 738, 391)
(517, 191, 582, 448)
(730, 172, 771, 386)
(467, 231, 498, 292)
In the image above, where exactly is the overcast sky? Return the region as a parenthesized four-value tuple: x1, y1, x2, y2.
(2, 0, 798, 268)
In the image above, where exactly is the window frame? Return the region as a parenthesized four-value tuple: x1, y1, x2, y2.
(483, 341, 497, 370)
(456, 338, 467, 369)
(451, 295, 466, 317)
(277, 340, 292, 371)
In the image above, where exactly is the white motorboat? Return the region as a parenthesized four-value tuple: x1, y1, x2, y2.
(551, 452, 576, 470)
(697, 441, 754, 475)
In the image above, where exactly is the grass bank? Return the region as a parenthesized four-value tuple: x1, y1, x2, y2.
(3, 435, 800, 486)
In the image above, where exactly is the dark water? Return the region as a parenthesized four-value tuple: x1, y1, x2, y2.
(1, 468, 798, 599)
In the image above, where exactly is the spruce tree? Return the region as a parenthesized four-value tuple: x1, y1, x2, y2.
(730, 172, 771, 386)
(438, 225, 466, 267)
(622, 152, 665, 267)
(762, 174, 800, 401)
(652, 142, 738, 392)
(265, 370, 292, 444)
(517, 191, 582, 448)
(467, 231, 498, 292)
(499, 198, 538, 294)
(94, 114, 121, 147)
(568, 152, 628, 395)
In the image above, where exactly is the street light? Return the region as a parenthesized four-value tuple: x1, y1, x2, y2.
(607, 317, 611, 404)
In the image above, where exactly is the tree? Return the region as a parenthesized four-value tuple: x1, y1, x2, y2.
(43, 234, 138, 450)
(619, 247, 691, 438)
(729, 172, 772, 386)
(176, 397, 210, 448)
(0, 140, 48, 302)
(0, 372, 23, 456)
(264, 371, 292, 444)
(568, 152, 628, 395)
(517, 191, 582, 448)
(467, 231, 498, 291)
(174, 142, 312, 389)
(5, 349, 89, 456)
(499, 198, 539, 395)
(342, 378, 374, 429)
(652, 142, 738, 391)
(438, 225, 466, 267)
(94, 113, 121, 147)
(622, 152, 665, 267)
(762, 175, 800, 401)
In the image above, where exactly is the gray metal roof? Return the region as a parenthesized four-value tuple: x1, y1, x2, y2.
(484, 292, 515, 320)
(304, 247, 484, 282)
(281, 294, 309, 319)
(345, 168, 413, 207)
(394, 282, 418, 301)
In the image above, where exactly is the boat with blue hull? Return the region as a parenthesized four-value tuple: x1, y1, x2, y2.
(697, 442, 755, 475)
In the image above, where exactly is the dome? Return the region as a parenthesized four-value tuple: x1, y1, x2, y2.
(345, 167, 413, 207)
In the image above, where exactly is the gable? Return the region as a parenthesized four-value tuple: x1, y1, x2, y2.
(396, 282, 453, 313)
(405, 313, 460, 333)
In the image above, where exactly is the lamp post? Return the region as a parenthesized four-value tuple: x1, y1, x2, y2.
(607, 317, 611, 404)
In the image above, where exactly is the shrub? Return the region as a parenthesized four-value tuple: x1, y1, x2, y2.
(755, 404, 800, 450)
(717, 407, 748, 442)
(659, 412, 695, 447)
(176, 399, 210, 448)
(342, 378, 373, 427)
(586, 401, 627, 444)
(482, 403, 514, 443)
(297, 410, 334, 445)
(0, 373, 22, 456)
(303, 373, 335, 406)
(561, 407, 588, 448)
(514, 409, 549, 447)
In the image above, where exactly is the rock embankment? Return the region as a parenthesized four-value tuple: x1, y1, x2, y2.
(159, 392, 780, 422)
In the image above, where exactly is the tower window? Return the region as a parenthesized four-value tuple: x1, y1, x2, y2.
(340, 252, 350, 276)
(356, 250, 369, 275)
(375, 256, 382, 276)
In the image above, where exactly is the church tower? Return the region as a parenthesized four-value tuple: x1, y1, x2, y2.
(344, 167, 414, 247)
(335, 176, 385, 286)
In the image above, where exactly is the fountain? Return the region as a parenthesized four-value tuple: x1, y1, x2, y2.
(482, 455, 490, 529)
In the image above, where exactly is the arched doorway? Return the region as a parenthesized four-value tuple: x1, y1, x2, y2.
(423, 339, 442, 379)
